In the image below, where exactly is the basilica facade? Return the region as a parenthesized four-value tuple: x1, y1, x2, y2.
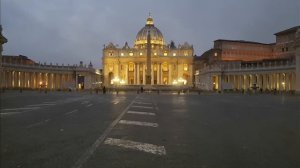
(102, 16, 194, 87)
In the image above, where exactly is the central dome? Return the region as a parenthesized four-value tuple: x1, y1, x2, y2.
(134, 16, 165, 47)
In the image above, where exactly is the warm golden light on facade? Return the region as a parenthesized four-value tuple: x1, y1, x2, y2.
(102, 15, 194, 86)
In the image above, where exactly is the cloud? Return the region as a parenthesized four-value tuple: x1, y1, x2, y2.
(2, 0, 299, 68)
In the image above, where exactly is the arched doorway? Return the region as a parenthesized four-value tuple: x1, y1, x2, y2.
(108, 72, 114, 85)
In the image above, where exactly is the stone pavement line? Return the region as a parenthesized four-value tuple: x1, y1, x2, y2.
(27, 103, 56, 107)
(131, 105, 153, 109)
(71, 95, 138, 168)
(133, 101, 152, 105)
(0, 112, 21, 116)
(104, 138, 166, 156)
(26, 119, 51, 129)
(119, 120, 159, 127)
(0, 107, 41, 117)
(1, 107, 40, 111)
(64, 109, 79, 116)
(127, 110, 156, 116)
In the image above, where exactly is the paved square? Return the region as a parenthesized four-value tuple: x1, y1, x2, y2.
(1, 91, 300, 168)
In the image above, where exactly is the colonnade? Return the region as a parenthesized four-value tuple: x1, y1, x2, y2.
(214, 72, 296, 91)
(1, 70, 74, 89)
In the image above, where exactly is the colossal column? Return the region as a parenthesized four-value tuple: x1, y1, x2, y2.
(137, 63, 140, 84)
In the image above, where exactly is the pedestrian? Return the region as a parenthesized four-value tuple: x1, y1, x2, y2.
(141, 86, 144, 93)
(103, 86, 106, 94)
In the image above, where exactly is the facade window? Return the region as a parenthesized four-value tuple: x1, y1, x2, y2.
(154, 52, 157, 56)
(183, 64, 188, 71)
(214, 52, 218, 56)
(282, 48, 284, 52)
(162, 63, 168, 71)
(109, 52, 114, 56)
(121, 53, 124, 56)
(109, 65, 113, 71)
(164, 52, 168, 56)
(128, 63, 134, 71)
(140, 52, 143, 56)
(286, 47, 288, 51)
(129, 52, 133, 56)
(184, 52, 188, 56)
(173, 53, 176, 56)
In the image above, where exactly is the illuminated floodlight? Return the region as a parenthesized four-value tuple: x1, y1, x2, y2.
(178, 77, 187, 85)
(120, 80, 125, 84)
(111, 77, 120, 84)
(172, 80, 178, 85)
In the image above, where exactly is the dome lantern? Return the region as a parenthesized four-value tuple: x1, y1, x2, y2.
(146, 15, 154, 25)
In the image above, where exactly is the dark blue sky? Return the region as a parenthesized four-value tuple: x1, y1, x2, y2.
(2, 0, 300, 68)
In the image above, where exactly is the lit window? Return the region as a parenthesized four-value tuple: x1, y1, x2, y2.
(128, 63, 134, 71)
(129, 52, 133, 56)
(109, 52, 113, 56)
(154, 52, 157, 56)
(121, 53, 124, 56)
(183, 64, 188, 71)
(173, 53, 176, 56)
(184, 52, 188, 56)
(162, 63, 168, 71)
(214, 52, 218, 56)
(140, 52, 143, 56)
(164, 52, 168, 56)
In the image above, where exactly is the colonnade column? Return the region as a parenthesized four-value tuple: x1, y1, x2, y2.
(160, 64, 163, 85)
(157, 63, 160, 85)
(134, 63, 137, 84)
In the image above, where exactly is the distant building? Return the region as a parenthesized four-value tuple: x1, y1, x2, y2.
(0, 25, 8, 88)
(1, 55, 101, 90)
(102, 15, 194, 87)
(194, 26, 300, 92)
